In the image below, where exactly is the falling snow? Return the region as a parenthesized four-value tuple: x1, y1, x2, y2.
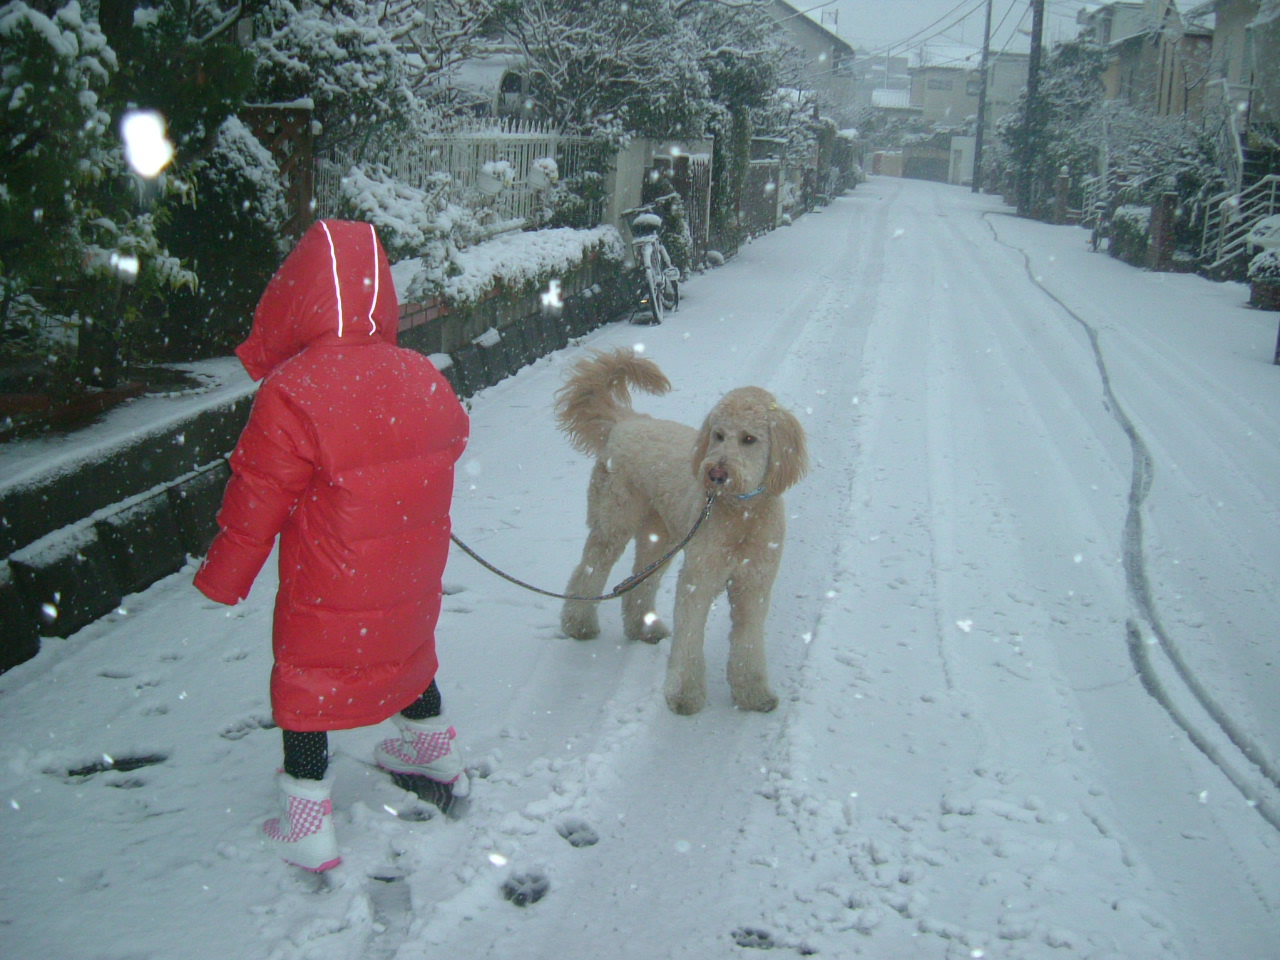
(1, 180, 1278, 960)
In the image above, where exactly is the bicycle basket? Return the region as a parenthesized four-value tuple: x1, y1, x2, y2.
(631, 212, 663, 236)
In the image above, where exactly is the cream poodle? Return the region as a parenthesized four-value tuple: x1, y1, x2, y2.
(555, 348, 808, 715)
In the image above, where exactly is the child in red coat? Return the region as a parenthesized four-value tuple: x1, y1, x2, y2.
(195, 220, 470, 871)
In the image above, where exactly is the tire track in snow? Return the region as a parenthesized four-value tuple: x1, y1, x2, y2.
(985, 214, 1280, 833)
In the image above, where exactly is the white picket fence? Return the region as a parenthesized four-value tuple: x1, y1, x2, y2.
(314, 119, 603, 227)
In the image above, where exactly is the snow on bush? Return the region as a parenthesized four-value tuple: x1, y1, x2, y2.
(401, 226, 626, 307)
(1247, 248, 1280, 283)
(1109, 204, 1152, 264)
(1113, 205, 1151, 233)
(340, 165, 454, 262)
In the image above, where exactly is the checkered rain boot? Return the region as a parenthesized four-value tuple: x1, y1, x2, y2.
(374, 715, 468, 795)
(263, 772, 341, 872)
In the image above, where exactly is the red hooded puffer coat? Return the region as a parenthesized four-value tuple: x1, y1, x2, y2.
(194, 220, 469, 731)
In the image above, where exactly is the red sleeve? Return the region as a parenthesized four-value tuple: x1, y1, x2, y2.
(194, 382, 316, 604)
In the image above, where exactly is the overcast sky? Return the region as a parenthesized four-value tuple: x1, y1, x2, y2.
(806, 0, 1090, 56)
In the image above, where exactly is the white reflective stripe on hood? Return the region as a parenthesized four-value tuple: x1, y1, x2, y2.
(366, 222, 379, 336)
(319, 220, 380, 338)
(318, 221, 346, 337)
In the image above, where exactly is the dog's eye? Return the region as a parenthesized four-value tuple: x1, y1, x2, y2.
(713, 430, 725, 442)
(741, 434, 758, 445)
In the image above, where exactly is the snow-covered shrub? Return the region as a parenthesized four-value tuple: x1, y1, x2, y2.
(1109, 205, 1152, 266)
(338, 163, 524, 296)
(401, 226, 626, 309)
(1248, 248, 1280, 309)
(340, 165, 454, 263)
(544, 170, 609, 229)
(1248, 248, 1280, 283)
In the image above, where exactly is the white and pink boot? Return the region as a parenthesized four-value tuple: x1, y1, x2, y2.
(263, 772, 341, 872)
(374, 716, 469, 796)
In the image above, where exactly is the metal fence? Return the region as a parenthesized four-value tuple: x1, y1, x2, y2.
(314, 119, 605, 227)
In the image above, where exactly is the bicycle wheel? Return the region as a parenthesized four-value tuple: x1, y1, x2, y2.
(657, 244, 679, 312)
(645, 249, 665, 324)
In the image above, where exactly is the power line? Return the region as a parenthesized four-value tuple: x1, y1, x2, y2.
(854, 0, 988, 61)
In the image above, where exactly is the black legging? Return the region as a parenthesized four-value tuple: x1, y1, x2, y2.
(282, 680, 442, 780)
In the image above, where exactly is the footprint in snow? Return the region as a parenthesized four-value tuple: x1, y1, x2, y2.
(732, 927, 776, 949)
(64, 753, 168, 778)
(502, 870, 550, 907)
(220, 714, 276, 740)
(556, 818, 599, 848)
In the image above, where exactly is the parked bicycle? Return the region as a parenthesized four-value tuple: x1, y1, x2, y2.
(623, 198, 680, 324)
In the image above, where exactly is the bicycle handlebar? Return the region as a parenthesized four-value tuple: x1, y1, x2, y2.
(621, 193, 680, 217)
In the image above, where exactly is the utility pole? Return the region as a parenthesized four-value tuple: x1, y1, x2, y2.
(1018, 0, 1046, 216)
(971, 0, 993, 193)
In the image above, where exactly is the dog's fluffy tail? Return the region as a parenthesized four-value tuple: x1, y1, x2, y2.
(555, 348, 671, 457)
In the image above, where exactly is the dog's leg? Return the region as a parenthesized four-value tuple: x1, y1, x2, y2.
(622, 511, 672, 644)
(562, 465, 632, 640)
(561, 527, 627, 639)
(725, 564, 779, 712)
(664, 563, 720, 715)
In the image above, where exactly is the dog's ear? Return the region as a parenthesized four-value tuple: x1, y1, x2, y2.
(691, 414, 713, 478)
(765, 404, 809, 496)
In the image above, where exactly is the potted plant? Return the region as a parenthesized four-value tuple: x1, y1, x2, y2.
(477, 160, 515, 196)
(1247, 248, 1280, 310)
(528, 157, 559, 191)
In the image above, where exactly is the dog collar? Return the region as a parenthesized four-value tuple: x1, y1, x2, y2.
(736, 485, 766, 500)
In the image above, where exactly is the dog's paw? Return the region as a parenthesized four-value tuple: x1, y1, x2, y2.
(626, 616, 669, 645)
(665, 686, 706, 716)
(731, 685, 779, 713)
(560, 605, 600, 641)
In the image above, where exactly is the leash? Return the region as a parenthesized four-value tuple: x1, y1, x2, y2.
(449, 494, 716, 602)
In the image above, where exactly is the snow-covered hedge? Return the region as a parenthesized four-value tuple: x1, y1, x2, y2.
(399, 226, 626, 308)
(1109, 204, 1152, 266)
(1247, 248, 1280, 283)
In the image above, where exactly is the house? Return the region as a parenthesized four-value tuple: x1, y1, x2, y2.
(1077, 0, 1213, 118)
(1192, 0, 1280, 136)
(908, 44, 1030, 186)
(767, 1, 858, 125)
(1185, 1, 1280, 269)
(849, 49, 912, 114)
(911, 64, 980, 127)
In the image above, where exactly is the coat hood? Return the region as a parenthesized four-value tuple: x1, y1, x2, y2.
(236, 220, 400, 381)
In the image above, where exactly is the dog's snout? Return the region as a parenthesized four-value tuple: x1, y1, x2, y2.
(708, 465, 729, 485)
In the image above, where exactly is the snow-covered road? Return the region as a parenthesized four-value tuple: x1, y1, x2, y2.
(3, 177, 1278, 960)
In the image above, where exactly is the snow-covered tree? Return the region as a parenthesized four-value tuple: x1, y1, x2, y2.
(495, 0, 710, 142)
(997, 38, 1109, 217)
(153, 115, 289, 359)
(251, 0, 499, 152)
(0, 1, 198, 389)
(250, 0, 430, 151)
(677, 0, 797, 249)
